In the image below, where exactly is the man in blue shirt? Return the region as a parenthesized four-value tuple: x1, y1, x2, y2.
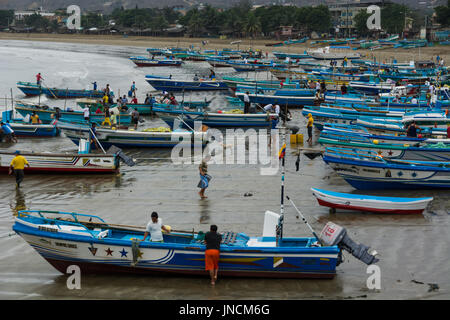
(1, 122, 17, 143)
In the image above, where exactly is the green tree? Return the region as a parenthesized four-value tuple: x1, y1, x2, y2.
(0, 10, 14, 27)
(305, 5, 331, 33)
(381, 3, 409, 34)
(24, 13, 50, 29)
(354, 9, 371, 37)
(244, 12, 261, 38)
(435, 0, 450, 27)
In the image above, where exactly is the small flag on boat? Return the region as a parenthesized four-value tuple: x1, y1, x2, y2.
(278, 143, 286, 159)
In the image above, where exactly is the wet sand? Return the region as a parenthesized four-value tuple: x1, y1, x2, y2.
(0, 39, 449, 300)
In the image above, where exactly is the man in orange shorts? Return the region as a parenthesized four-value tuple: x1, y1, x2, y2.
(204, 225, 222, 285)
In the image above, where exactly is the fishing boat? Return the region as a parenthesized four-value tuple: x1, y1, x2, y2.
(129, 56, 183, 67)
(15, 102, 132, 125)
(221, 76, 298, 90)
(16, 82, 106, 99)
(235, 90, 315, 108)
(56, 121, 206, 149)
(311, 188, 433, 214)
(307, 47, 360, 60)
(322, 123, 448, 145)
(272, 52, 310, 60)
(1, 110, 60, 137)
(12, 124, 379, 278)
(11, 209, 342, 278)
(323, 147, 450, 190)
(318, 131, 450, 161)
(0, 149, 119, 173)
(152, 106, 279, 129)
(145, 75, 229, 92)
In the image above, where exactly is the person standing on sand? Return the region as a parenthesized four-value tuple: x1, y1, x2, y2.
(198, 161, 211, 199)
(204, 224, 222, 286)
(306, 113, 314, 145)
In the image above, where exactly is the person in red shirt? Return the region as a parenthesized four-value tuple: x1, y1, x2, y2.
(131, 96, 138, 104)
(36, 73, 43, 85)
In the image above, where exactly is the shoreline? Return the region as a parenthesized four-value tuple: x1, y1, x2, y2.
(1, 32, 450, 63)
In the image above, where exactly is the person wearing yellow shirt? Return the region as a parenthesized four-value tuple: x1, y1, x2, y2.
(306, 113, 314, 145)
(30, 112, 40, 125)
(9, 151, 30, 188)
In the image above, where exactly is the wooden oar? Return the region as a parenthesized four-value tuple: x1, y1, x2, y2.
(41, 80, 58, 99)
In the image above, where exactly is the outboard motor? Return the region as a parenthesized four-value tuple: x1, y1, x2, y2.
(320, 222, 379, 266)
(106, 145, 135, 166)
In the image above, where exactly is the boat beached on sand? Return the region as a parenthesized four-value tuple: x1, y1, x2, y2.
(311, 188, 433, 214)
(12, 208, 378, 278)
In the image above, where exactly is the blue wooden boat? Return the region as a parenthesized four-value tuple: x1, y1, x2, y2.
(129, 56, 183, 67)
(322, 123, 447, 145)
(17, 82, 107, 99)
(221, 76, 298, 90)
(57, 121, 206, 149)
(323, 147, 450, 190)
(1, 110, 59, 137)
(311, 188, 433, 214)
(145, 75, 229, 92)
(235, 91, 315, 108)
(15, 103, 132, 125)
(11, 209, 344, 279)
(273, 52, 310, 60)
(151, 104, 279, 129)
(228, 61, 271, 72)
(318, 130, 450, 161)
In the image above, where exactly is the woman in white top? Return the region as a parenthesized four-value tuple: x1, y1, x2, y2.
(142, 212, 170, 243)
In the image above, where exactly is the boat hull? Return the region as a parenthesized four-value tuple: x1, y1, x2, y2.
(57, 121, 205, 148)
(311, 188, 432, 214)
(12, 214, 340, 279)
(324, 152, 450, 190)
(8, 122, 60, 137)
(15, 104, 132, 125)
(0, 151, 119, 173)
(145, 77, 229, 92)
(17, 82, 104, 99)
(153, 109, 278, 129)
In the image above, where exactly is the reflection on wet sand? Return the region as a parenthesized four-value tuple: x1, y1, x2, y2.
(199, 199, 211, 224)
(11, 188, 26, 216)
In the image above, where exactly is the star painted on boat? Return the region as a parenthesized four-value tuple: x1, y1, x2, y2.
(397, 171, 403, 177)
(412, 172, 417, 178)
(119, 248, 128, 257)
(105, 247, 114, 256)
(388, 151, 393, 156)
(136, 249, 143, 259)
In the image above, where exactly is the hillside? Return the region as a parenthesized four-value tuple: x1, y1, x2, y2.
(0, 0, 446, 12)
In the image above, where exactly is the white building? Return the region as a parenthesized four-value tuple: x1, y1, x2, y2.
(14, 8, 55, 21)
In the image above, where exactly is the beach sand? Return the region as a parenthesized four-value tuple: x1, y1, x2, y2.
(1, 32, 450, 64)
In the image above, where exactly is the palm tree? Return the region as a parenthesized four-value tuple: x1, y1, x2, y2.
(244, 12, 261, 38)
